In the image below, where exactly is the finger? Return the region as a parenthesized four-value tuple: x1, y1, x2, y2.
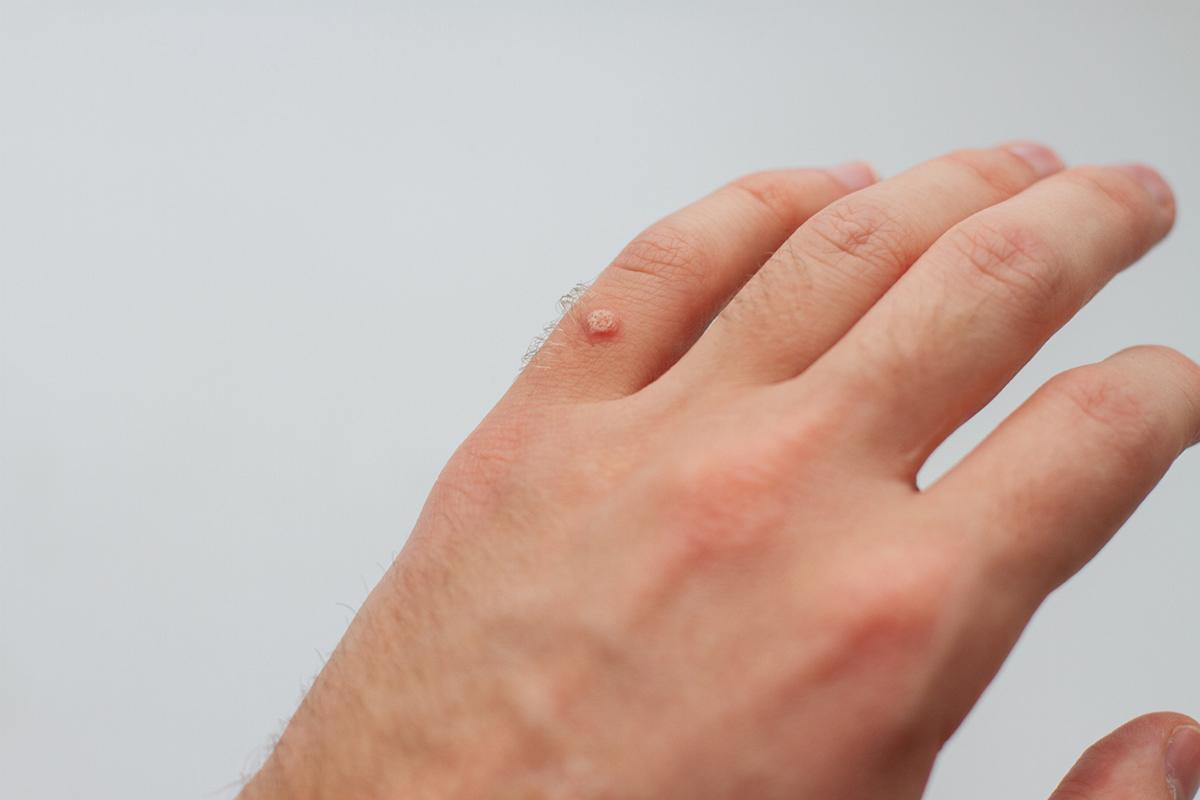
(518, 165, 876, 402)
(1048, 713, 1200, 800)
(928, 346, 1200, 602)
(666, 143, 1063, 390)
(812, 162, 1175, 473)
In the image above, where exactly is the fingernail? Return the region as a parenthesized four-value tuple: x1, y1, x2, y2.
(1113, 163, 1175, 210)
(1165, 725, 1200, 800)
(826, 161, 880, 192)
(1004, 142, 1065, 179)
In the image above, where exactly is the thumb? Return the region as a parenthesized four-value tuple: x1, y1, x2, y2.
(1049, 713, 1200, 800)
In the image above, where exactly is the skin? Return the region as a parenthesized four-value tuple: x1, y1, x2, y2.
(239, 144, 1200, 800)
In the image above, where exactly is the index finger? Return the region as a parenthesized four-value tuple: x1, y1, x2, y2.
(928, 345, 1200, 603)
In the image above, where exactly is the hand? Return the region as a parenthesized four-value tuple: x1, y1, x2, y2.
(240, 144, 1200, 800)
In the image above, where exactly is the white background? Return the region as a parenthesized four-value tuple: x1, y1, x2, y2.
(3, 2, 1199, 798)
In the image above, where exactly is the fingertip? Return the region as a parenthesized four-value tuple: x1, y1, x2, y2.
(1002, 141, 1066, 179)
(1112, 163, 1176, 214)
(1102, 345, 1200, 449)
(825, 160, 880, 192)
(1051, 713, 1200, 800)
(1167, 725, 1200, 800)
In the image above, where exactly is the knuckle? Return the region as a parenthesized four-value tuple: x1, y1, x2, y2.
(1046, 364, 1158, 455)
(940, 218, 1063, 313)
(728, 171, 809, 230)
(778, 539, 972, 742)
(612, 221, 713, 288)
(944, 148, 1035, 197)
(819, 547, 959, 678)
(851, 557, 951, 638)
(1115, 344, 1200, 443)
(802, 196, 915, 280)
(659, 444, 789, 564)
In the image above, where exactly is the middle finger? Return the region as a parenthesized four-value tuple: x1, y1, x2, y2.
(666, 144, 1063, 390)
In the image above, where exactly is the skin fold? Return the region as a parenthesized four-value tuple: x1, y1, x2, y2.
(239, 144, 1200, 800)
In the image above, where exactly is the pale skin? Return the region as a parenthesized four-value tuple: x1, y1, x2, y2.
(239, 144, 1200, 800)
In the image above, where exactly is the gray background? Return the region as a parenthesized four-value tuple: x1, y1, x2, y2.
(2, 2, 1198, 798)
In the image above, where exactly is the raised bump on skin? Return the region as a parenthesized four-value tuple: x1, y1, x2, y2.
(585, 309, 619, 337)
